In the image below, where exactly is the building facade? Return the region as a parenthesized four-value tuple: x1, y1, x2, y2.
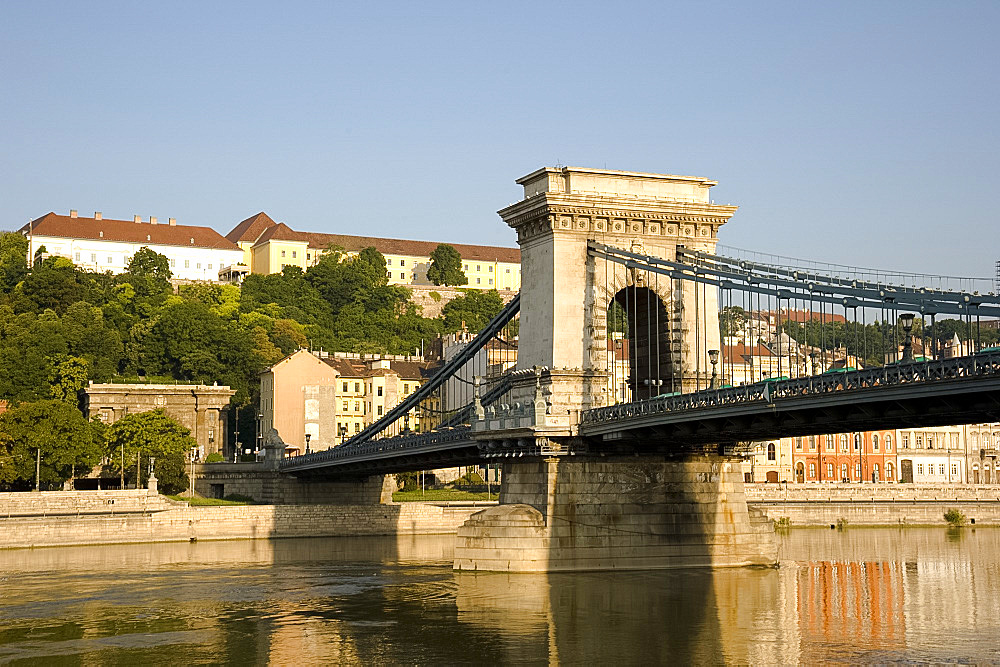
(226, 213, 521, 290)
(896, 425, 966, 484)
(22, 211, 245, 282)
(259, 349, 440, 454)
(84, 382, 235, 458)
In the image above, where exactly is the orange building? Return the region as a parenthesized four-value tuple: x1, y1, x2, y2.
(791, 429, 897, 483)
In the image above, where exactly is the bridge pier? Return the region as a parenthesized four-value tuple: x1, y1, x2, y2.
(454, 453, 776, 572)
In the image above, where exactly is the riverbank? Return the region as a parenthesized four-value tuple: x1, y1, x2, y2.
(746, 483, 1000, 526)
(0, 491, 480, 549)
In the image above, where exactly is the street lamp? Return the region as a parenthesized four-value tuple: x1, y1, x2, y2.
(305, 433, 311, 455)
(708, 349, 720, 389)
(900, 313, 916, 362)
(809, 351, 819, 375)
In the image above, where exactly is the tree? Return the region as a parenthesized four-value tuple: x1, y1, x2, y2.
(122, 247, 172, 300)
(47, 354, 89, 403)
(427, 244, 467, 286)
(0, 232, 28, 293)
(0, 400, 102, 490)
(104, 409, 195, 494)
(720, 305, 748, 337)
(441, 289, 504, 333)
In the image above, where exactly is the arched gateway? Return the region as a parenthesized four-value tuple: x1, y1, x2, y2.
(455, 167, 777, 572)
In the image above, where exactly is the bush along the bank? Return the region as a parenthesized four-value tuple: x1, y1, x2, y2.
(944, 508, 967, 526)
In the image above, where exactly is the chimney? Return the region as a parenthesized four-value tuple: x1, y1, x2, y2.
(168, 217, 177, 226)
(69, 209, 78, 218)
(134, 215, 142, 223)
(150, 216, 158, 225)
(94, 211, 102, 220)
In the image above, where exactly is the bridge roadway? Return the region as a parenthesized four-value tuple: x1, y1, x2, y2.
(281, 353, 1000, 478)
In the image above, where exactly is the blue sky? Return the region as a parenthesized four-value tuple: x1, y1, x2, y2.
(2, 1, 997, 278)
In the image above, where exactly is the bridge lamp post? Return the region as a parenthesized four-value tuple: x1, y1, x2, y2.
(708, 349, 720, 389)
(305, 433, 311, 456)
(900, 313, 916, 362)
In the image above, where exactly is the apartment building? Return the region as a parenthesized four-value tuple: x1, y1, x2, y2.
(259, 349, 440, 454)
(226, 213, 521, 290)
(22, 211, 245, 282)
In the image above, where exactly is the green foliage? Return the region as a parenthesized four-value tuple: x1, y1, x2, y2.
(453, 470, 485, 489)
(0, 232, 28, 292)
(427, 243, 467, 286)
(944, 508, 967, 526)
(204, 452, 226, 463)
(396, 471, 420, 491)
(104, 409, 196, 494)
(720, 305, 748, 337)
(608, 300, 629, 336)
(122, 247, 172, 300)
(0, 400, 102, 490)
(47, 354, 89, 403)
(775, 516, 792, 529)
(441, 289, 504, 333)
(836, 517, 849, 530)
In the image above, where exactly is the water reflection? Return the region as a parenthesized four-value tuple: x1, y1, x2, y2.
(1, 529, 1000, 663)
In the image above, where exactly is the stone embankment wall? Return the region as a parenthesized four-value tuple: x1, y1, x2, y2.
(194, 463, 392, 505)
(0, 489, 180, 517)
(408, 285, 517, 319)
(746, 483, 1000, 526)
(0, 492, 477, 550)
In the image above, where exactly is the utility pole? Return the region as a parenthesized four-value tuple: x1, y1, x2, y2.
(34, 448, 41, 492)
(120, 446, 125, 490)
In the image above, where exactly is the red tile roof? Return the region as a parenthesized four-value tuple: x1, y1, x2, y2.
(226, 212, 277, 243)
(255, 223, 521, 264)
(21, 213, 240, 251)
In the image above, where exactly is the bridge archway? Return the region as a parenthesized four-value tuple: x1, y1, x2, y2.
(607, 286, 676, 401)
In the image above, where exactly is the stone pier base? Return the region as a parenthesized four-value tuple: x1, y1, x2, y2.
(454, 454, 777, 572)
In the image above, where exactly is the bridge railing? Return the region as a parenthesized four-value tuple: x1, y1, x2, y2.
(582, 352, 1000, 425)
(281, 426, 474, 470)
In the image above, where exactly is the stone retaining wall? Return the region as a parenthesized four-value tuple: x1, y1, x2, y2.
(0, 489, 180, 517)
(0, 503, 477, 550)
(745, 483, 1000, 503)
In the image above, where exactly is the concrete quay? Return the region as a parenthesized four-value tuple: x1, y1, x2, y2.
(0, 491, 478, 550)
(747, 483, 1000, 526)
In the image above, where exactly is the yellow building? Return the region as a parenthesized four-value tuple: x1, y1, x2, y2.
(227, 212, 521, 290)
(259, 349, 440, 453)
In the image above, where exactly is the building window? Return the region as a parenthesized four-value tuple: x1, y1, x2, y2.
(887, 462, 894, 479)
(489, 265, 494, 272)
(476, 278, 481, 284)
(873, 434, 879, 451)
(355, 423, 361, 433)
(939, 464, 945, 476)
(902, 433, 909, 448)
(74, 252, 80, 262)
(281, 250, 286, 257)
(795, 437, 802, 451)
(873, 463, 880, 481)
(855, 463, 862, 478)
(387, 258, 392, 265)
(841, 463, 848, 480)
(170, 259, 176, 267)
(354, 401, 360, 411)
(767, 443, 775, 461)
(840, 435, 848, 451)
(403, 383, 409, 393)
(291, 251, 296, 258)
(826, 463, 834, 478)
(90, 253, 96, 263)
(400, 273, 405, 279)
(951, 464, 958, 477)
(342, 382, 348, 392)
(307, 253, 312, 260)
(927, 435, 934, 449)
(825, 435, 834, 451)
(196, 262, 202, 269)
(208, 263, 212, 269)
(377, 405, 383, 416)
(476, 265, 481, 271)
(107, 256, 113, 264)
(489, 278, 494, 285)
(400, 260, 405, 266)
(916, 434, 923, 448)
(377, 386, 383, 397)
(917, 464, 924, 475)
(809, 463, 816, 479)
(355, 382, 360, 392)
(809, 436, 815, 451)
(506, 268, 510, 273)
(885, 434, 892, 451)
(185, 260, 190, 268)
(343, 401, 348, 411)
(463, 264, 468, 270)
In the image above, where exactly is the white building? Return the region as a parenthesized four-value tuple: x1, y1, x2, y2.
(21, 210, 245, 282)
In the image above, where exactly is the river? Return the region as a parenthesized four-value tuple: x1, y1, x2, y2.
(1, 527, 999, 664)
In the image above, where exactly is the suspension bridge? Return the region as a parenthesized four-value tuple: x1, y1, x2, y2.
(272, 166, 1000, 572)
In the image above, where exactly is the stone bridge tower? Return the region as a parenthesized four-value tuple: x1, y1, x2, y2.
(498, 166, 738, 417)
(456, 167, 776, 573)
